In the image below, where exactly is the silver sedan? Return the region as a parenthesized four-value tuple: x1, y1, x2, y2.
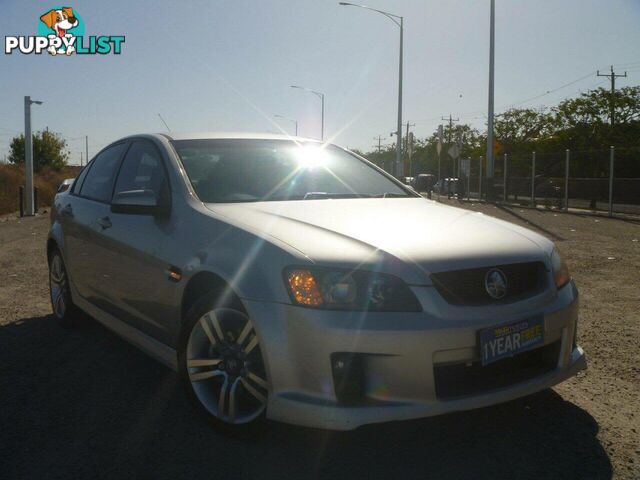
(48, 133, 586, 431)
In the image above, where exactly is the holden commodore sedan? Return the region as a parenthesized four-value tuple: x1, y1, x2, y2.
(48, 133, 586, 431)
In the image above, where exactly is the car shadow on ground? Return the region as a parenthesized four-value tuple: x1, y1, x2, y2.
(0, 314, 612, 480)
(491, 204, 566, 241)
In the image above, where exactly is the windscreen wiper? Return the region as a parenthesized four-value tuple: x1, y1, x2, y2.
(302, 192, 365, 200)
(372, 192, 409, 198)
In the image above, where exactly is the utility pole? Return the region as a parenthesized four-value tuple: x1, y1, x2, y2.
(402, 122, 415, 177)
(373, 135, 384, 153)
(441, 115, 459, 180)
(403, 121, 415, 154)
(597, 65, 627, 127)
(80, 151, 83, 166)
(441, 115, 459, 143)
(85, 135, 89, 165)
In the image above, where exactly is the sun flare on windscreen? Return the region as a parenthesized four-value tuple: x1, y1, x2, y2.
(294, 144, 330, 170)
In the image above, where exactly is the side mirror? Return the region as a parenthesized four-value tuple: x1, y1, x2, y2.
(111, 189, 168, 215)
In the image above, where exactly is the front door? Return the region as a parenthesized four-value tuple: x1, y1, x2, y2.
(99, 140, 177, 344)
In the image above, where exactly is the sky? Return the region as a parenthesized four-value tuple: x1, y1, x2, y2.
(1, 0, 639, 165)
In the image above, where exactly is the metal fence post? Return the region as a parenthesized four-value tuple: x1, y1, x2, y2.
(19, 186, 24, 218)
(503, 153, 507, 203)
(531, 151, 536, 207)
(479, 156, 483, 201)
(564, 149, 569, 211)
(609, 146, 614, 217)
(467, 159, 471, 201)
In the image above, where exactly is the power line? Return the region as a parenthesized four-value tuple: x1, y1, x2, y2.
(611, 59, 640, 68)
(508, 71, 596, 108)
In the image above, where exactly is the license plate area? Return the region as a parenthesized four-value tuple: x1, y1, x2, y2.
(480, 316, 544, 366)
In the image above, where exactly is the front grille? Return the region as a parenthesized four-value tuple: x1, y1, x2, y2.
(434, 340, 560, 400)
(430, 262, 546, 305)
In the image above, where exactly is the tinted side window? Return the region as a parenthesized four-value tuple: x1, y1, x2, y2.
(113, 141, 169, 200)
(71, 162, 92, 194)
(79, 143, 127, 202)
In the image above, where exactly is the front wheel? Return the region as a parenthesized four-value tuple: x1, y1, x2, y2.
(178, 297, 270, 432)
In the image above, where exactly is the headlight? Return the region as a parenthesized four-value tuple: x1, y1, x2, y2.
(551, 247, 570, 289)
(284, 267, 422, 312)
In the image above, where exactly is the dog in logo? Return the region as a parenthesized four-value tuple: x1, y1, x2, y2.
(39, 7, 78, 56)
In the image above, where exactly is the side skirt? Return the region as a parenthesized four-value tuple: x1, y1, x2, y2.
(71, 283, 178, 372)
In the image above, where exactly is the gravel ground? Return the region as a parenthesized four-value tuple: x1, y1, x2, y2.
(0, 204, 638, 480)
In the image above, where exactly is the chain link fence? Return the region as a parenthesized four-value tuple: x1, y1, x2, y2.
(450, 147, 640, 216)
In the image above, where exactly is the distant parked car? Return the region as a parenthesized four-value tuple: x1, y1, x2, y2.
(57, 178, 75, 193)
(413, 174, 436, 193)
(401, 176, 415, 186)
(534, 177, 563, 207)
(535, 177, 562, 198)
(433, 178, 460, 195)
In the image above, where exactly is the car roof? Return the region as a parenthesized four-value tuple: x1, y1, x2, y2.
(159, 132, 321, 142)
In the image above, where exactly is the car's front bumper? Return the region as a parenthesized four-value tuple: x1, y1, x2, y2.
(243, 281, 586, 431)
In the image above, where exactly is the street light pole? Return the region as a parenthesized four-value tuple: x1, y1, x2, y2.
(274, 114, 299, 136)
(486, 0, 495, 181)
(338, 2, 403, 177)
(24, 96, 43, 216)
(319, 94, 324, 141)
(396, 16, 403, 178)
(290, 86, 324, 140)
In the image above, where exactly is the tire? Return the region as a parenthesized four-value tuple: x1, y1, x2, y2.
(178, 292, 270, 434)
(48, 248, 81, 328)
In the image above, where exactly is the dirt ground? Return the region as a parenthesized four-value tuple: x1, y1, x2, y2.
(0, 203, 638, 479)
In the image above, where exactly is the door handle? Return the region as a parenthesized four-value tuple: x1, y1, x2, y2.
(60, 204, 73, 217)
(97, 216, 112, 230)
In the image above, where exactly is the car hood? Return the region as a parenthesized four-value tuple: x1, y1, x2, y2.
(207, 198, 553, 284)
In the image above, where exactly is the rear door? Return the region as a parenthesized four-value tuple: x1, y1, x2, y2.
(63, 142, 128, 303)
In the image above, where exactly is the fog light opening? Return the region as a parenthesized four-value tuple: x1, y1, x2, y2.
(331, 353, 366, 405)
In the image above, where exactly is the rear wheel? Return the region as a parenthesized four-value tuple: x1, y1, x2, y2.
(48, 248, 80, 327)
(178, 295, 269, 432)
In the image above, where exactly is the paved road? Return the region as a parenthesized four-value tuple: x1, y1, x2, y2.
(2, 209, 636, 479)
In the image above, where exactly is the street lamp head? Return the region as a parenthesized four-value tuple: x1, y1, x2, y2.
(33, 101, 43, 105)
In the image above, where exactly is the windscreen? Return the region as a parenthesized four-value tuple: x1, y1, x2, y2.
(171, 139, 412, 203)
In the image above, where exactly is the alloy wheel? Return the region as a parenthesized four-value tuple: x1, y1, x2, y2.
(49, 253, 67, 319)
(186, 308, 269, 424)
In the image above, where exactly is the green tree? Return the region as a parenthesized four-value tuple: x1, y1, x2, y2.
(8, 130, 69, 171)
(494, 108, 554, 153)
(363, 144, 396, 173)
(360, 85, 640, 179)
(554, 86, 640, 128)
(552, 86, 640, 150)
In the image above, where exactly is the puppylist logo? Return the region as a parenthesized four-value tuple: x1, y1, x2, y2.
(5, 6, 125, 56)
